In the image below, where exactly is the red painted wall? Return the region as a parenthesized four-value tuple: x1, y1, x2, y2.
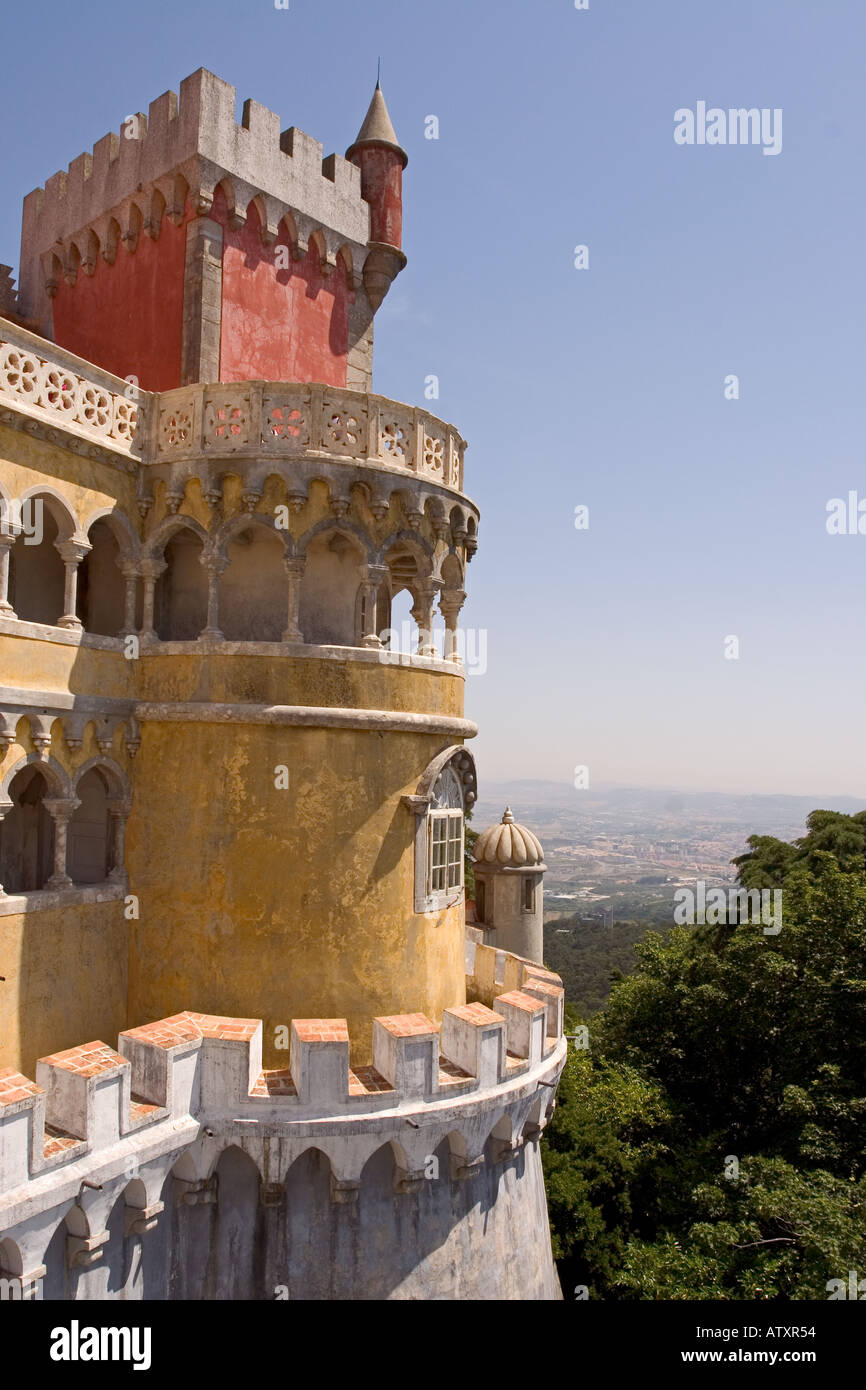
(51, 208, 189, 392)
(353, 147, 403, 249)
(215, 192, 352, 387)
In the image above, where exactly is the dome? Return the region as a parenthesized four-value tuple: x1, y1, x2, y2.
(473, 807, 544, 868)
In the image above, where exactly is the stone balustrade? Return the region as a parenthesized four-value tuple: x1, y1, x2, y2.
(154, 381, 466, 491)
(0, 322, 141, 464)
(0, 319, 468, 496)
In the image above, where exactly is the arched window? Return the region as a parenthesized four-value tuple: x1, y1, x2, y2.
(68, 767, 110, 883)
(403, 747, 477, 914)
(427, 765, 464, 895)
(0, 767, 54, 892)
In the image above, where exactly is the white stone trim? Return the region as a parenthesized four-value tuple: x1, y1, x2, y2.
(0, 881, 127, 917)
(134, 701, 477, 738)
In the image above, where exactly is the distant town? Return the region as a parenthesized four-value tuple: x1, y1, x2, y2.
(473, 782, 864, 924)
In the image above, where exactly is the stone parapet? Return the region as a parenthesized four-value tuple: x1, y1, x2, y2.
(0, 956, 564, 1210)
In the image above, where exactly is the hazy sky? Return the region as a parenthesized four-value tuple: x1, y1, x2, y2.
(2, 0, 864, 798)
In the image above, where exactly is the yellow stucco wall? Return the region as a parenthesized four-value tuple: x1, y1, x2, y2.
(0, 899, 128, 1078)
(1, 417, 473, 1077)
(126, 719, 467, 1067)
(0, 424, 137, 527)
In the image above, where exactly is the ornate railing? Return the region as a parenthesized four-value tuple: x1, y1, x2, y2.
(0, 320, 467, 492)
(0, 322, 141, 459)
(155, 383, 466, 491)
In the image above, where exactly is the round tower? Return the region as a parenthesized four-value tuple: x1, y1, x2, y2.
(473, 808, 546, 963)
(0, 69, 566, 1303)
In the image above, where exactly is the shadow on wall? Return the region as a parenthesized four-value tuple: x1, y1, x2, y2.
(28, 1123, 557, 1301)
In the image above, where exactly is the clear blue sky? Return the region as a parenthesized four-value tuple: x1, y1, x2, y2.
(2, 0, 864, 797)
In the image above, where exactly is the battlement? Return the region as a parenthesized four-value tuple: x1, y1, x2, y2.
(0, 960, 564, 1200)
(20, 69, 369, 297)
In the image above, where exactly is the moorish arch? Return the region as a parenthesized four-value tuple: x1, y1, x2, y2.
(8, 487, 82, 627)
(76, 507, 141, 638)
(297, 520, 372, 646)
(68, 756, 131, 885)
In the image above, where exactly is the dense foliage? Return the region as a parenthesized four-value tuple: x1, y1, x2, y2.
(543, 917, 673, 1016)
(542, 811, 866, 1299)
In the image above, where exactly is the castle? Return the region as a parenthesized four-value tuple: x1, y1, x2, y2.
(0, 69, 565, 1300)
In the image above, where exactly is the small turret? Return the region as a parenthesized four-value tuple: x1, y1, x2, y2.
(346, 82, 408, 310)
(472, 809, 547, 964)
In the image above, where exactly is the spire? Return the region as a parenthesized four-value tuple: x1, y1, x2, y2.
(346, 81, 408, 169)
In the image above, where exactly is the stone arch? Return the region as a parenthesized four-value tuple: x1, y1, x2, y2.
(215, 513, 292, 642)
(68, 756, 130, 884)
(146, 186, 166, 239)
(297, 521, 371, 646)
(63, 241, 81, 286)
(77, 509, 139, 638)
(307, 227, 327, 271)
(283, 1146, 335, 1299)
(9, 486, 84, 627)
(0, 751, 71, 805)
(0, 763, 58, 893)
(147, 517, 209, 641)
(103, 217, 121, 265)
(0, 1236, 23, 1276)
(209, 1145, 265, 1300)
(275, 212, 298, 271)
(214, 176, 242, 228)
(335, 243, 355, 288)
(18, 484, 80, 540)
(144, 513, 210, 564)
(122, 201, 143, 253)
(245, 194, 276, 244)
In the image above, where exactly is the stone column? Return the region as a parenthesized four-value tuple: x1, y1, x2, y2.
(360, 564, 388, 649)
(199, 553, 226, 641)
(439, 587, 467, 663)
(411, 583, 439, 659)
(0, 534, 15, 617)
(121, 566, 139, 636)
(282, 556, 306, 643)
(139, 560, 165, 643)
(43, 798, 80, 889)
(106, 799, 131, 883)
(56, 541, 89, 630)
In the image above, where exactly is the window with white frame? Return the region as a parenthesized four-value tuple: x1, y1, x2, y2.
(428, 809, 463, 894)
(407, 747, 476, 914)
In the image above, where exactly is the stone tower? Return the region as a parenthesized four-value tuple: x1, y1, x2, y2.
(473, 808, 546, 963)
(0, 70, 565, 1301)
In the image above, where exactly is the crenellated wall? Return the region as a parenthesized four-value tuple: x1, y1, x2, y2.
(0, 952, 565, 1300)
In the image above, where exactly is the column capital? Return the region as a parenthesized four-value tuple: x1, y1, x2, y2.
(43, 797, 80, 822)
(55, 540, 90, 565)
(283, 555, 306, 579)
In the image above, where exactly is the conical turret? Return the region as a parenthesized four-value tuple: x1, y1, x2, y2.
(346, 81, 407, 309)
